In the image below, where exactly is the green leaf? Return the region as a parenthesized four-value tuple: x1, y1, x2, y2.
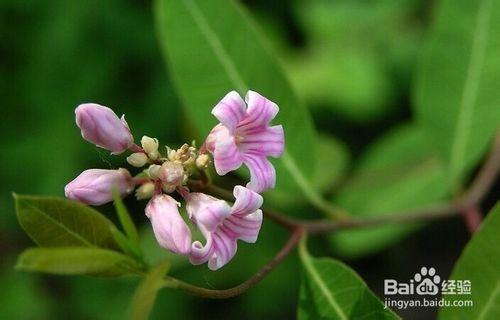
(330, 124, 449, 257)
(288, 46, 394, 123)
(414, 0, 500, 189)
(15, 195, 119, 249)
(264, 134, 349, 209)
(312, 134, 349, 192)
(298, 239, 399, 319)
(110, 225, 143, 261)
(439, 203, 500, 319)
(154, 0, 320, 199)
(112, 190, 141, 253)
(16, 247, 143, 277)
(129, 262, 170, 320)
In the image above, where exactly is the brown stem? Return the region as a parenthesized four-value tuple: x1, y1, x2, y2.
(172, 132, 500, 299)
(164, 227, 304, 299)
(129, 143, 144, 153)
(302, 132, 500, 234)
(461, 205, 483, 235)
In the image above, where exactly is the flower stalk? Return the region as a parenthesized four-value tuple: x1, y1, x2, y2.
(164, 132, 500, 298)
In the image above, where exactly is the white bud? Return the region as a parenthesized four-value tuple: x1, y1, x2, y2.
(148, 164, 162, 179)
(135, 182, 155, 200)
(196, 154, 211, 169)
(126, 152, 149, 167)
(141, 136, 159, 155)
(167, 149, 177, 162)
(162, 183, 176, 194)
(159, 161, 184, 185)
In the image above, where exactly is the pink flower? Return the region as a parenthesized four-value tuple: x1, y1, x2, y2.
(146, 194, 192, 255)
(65, 168, 134, 205)
(75, 103, 134, 154)
(205, 91, 284, 193)
(186, 186, 263, 270)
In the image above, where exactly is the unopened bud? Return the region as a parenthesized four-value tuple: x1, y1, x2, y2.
(141, 136, 160, 160)
(162, 184, 176, 194)
(146, 194, 192, 255)
(167, 148, 177, 161)
(148, 164, 161, 179)
(65, 168, 134, 205)
(75, 103, 133, 154)
(196, 154, 211, 169)
(127, 152, 148, 167)
(135, 182, 155, 200)
(158, 161, 184, 186)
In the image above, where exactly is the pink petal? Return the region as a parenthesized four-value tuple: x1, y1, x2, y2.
(186, 193, 232, 232)
(243, 153, 276, 193)
(223, 210, 263, 243)
(146, 195, 192, 255)
(189, 227, 238, 271)
(239, 125, 284, 158)
(208, 230, 238, 270)
(213, 135, 243, 175)
(190, 231, 215, 266)
(231, 185, 263, 216)
(211, 91, 246, 132)
(204, 124, 228, 153)
(238, 91, 279, 130)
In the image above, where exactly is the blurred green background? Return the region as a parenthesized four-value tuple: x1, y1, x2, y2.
(1, 0, 496, 319)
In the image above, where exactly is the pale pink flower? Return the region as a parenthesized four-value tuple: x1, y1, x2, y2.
(65, 168, 134, 205)
(186, 186, 263, 270)
(205, 91, 284, 193)
(75, 103, 134, 154)
(146, 194, 192, 255)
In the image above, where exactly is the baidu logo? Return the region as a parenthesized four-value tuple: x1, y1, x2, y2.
(385, 267, 441, 296)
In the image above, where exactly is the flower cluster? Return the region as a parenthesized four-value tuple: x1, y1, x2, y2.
(65, 91, 284, 270)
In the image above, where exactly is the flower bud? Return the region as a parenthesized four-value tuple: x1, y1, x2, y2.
(127, 152, 148, 167)
(196, 154, 211, 170)
(141, 136, 160, 160)
(158, 161, 184, 186)
(135, 182, 155, 200)
(65, 168, 134, 205)
(145, 195, 192, 255)
(167, 147, 177, 162)
(75, 103, 133, 154)
(148, 164, 161, 179)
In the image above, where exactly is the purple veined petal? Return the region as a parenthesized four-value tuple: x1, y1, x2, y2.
(213, 135, 243, 175)
(211, 91, 247, 132)
(238, 91, 279, 130)
(186, 193, 232, 232)
(238, 125, 284, 158)
(207, 230, 238, 271)
(190, 230, 216, 266)
(243, 152, 276, 193)
(188, 225, 238, 270)
(231, 185, 263, 216)
(223, 209, 263, 243)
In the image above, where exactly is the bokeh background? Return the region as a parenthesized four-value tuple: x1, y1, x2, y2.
(1, 0, 497, 319)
